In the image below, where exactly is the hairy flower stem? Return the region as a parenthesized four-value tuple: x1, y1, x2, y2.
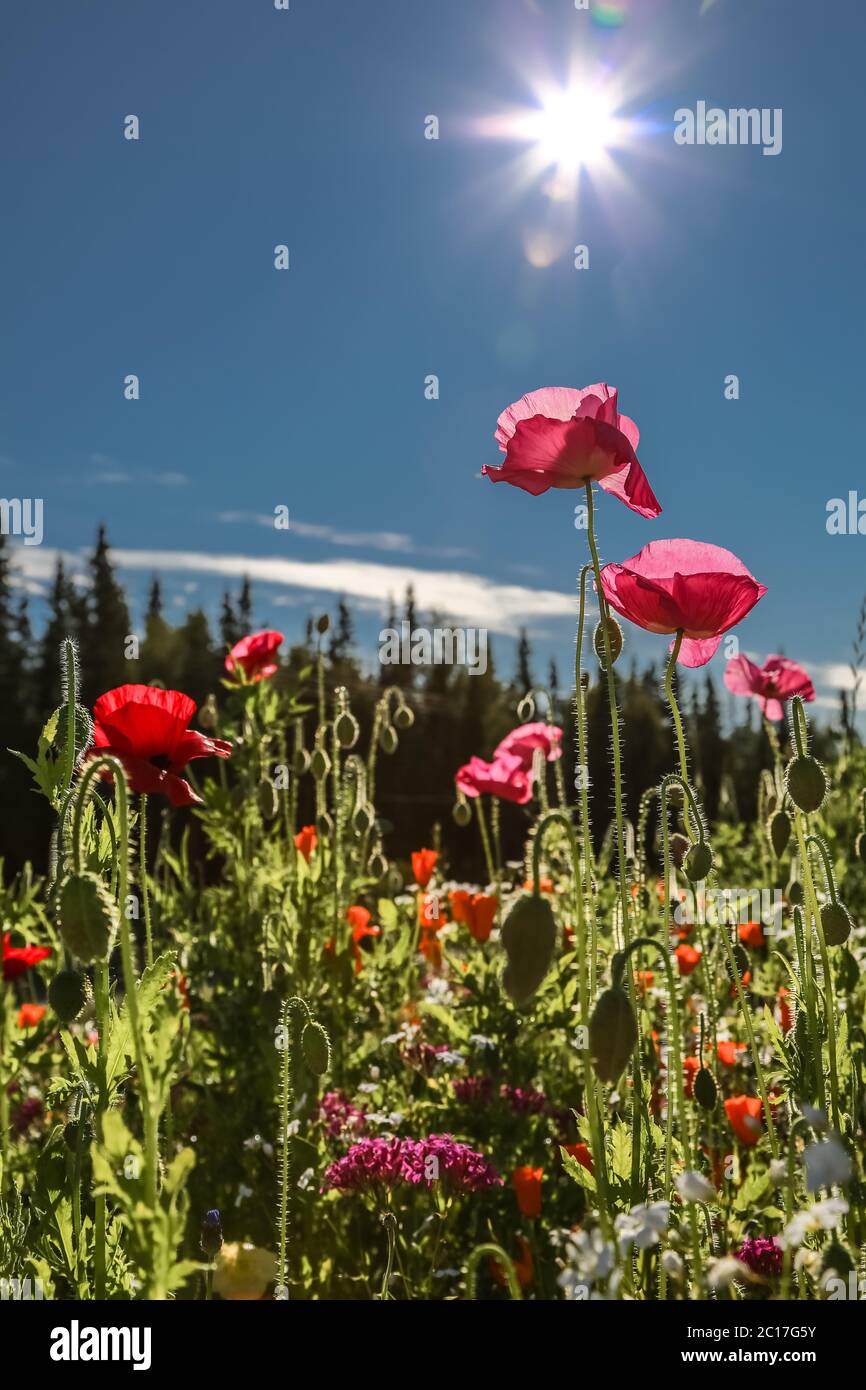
(140, 793, 154, 969)
(584, 482, 643, 1204)
(794, 814, 841, 1131)
(465, 1242, 521, 1299)
(574, 564, 597, 995)
(276, 996, 314, 1297)
(719, 921, 780, 1158)
(474, 796, 496, 891)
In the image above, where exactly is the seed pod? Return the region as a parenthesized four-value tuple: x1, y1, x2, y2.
(315, 613, 330, 635)
(500, 894, 558, 1008)
(301, 1021, 331, 1076)
(769, 810, 791, 858)
(821, 901, 852, 947)
(393, 704, 414, 730)
(257, 779, 279, 820)
(684, 841, 713, 884)
(48, 968, 91, 1023)
(335, 712, 359, 749)
(785, 755, 827, 814)
(693, 1066, 717, 1111)
(593, 615, 623, 670)
(452, 800, 471, 827)
(589, 986, 637, 1086)
(58, 872, 118, 963)
(378, 724, 398, 755)
(669, 833, 689, 869)
(855, 832, 866, 866)
(310, 747, 330, 780)
(352, 802, 374, 835)
(291, 747, 310, 776)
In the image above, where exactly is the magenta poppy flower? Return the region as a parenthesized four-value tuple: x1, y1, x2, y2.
(494, 721, 562, 769)
(456, 753, 533, 805)
(482, 383, 661, 519)
(599, 539, 767, 668)
(225, 630, 285, 682)
(724, 654, 815, 722)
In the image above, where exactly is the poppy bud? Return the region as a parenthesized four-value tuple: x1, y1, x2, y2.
(452, 800, 471, 827)
(684, 841, 713, 884)
(198, 694, 218, 732)
(855, 832, 866, 866)
(315, 613, 330, 635)
(589, 985, 637, 1086)
(785, 755, 827, 814)
(302, 1021, 331, 1076)
(378, 724, 398, 755)
(316, 811, 334, 838)
(500, 894, 558, 1008)
(393, 704, 414, 730)
(291, 747, 310, 776)
(768, 811, 791, 858)
(58, 872, 119, 963)
(593, 615, 623, 670)
(335, 712, 359, 749)
(257, 779, 279, 820)
(200, 1209, 223, 1259)
(48, 968, 91, 1023)
(669, 833, 689, 869)
(310, 748, 330, 780)
(788, 879, 804, 907)
(352, 802, 374, 834)
(821, 901, 852, 947)
(693, 1066, 717, 1111)
(837, 947, 859, 992)
(368, 852, 387, 880)
(517, 695, 534, 722)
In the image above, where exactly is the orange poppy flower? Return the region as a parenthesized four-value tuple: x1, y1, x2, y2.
(523, 878, 553, 893)
(563, 1142, 593, 1174)
(412, 848, 438, 889)
(294, 825, 317, 863)
(419, 929, 443, 971)
(738, 921, 766, 949)
(346, 905, 380, 974)
(675, 943, 701, 976)
(683, 1055, 701, 1098)
(777, 986, 793, 1035)
(717, 1039, 746, 1068)
(512, 1166, 544, 1218)
(490, 1234, 534, 1290)
(449, 890, 497, 942)
(635, 969, 654, 994)
(725, 1094, 763, 1146)
(17, 1002, 46, 1029)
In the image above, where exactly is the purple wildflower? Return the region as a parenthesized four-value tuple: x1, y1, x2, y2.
(736, 1237, 783, 1278)
(501, 1084, 547, 1115)
(322, 1137, 405, 1193)
(452, 1076, 495, 1106)
(319, 1089, 366, 1141)
(322, 1134, 502, 1197)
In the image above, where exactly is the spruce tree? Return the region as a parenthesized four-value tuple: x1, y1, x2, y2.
(79, 525, 133, 704)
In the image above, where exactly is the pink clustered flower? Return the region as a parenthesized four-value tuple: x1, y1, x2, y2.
(736, 1237, 783, 1278)
(322, 1135, 502, 1196)
(502, 1084, 547, 1115)
(452, 1076, 495, 1106)
(319, 1090, 367, 1141)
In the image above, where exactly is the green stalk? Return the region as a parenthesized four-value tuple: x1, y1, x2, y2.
(140, 793, 154, 969)
(574, 564, 597, 996)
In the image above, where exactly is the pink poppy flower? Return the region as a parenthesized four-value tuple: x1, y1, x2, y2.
(455, 753, 533, 805)
(482, 384, 661, 519)
(225, 630, 285, 682)
(494, 721, 562, 769)
(724, 654, 815, 722)
(599, 539, 767, 668)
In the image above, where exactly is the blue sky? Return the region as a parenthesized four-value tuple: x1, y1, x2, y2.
(2, 0, 864, 721)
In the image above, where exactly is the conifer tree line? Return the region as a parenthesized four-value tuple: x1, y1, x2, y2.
(0, 527, 842, 879)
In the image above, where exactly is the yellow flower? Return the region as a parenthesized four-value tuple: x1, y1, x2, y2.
(213, 1242, 274, 1300)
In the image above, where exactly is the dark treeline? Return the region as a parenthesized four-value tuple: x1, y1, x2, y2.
(0, 527, 842, 880)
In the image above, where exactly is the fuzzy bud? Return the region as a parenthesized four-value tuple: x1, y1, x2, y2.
(589, 986, 637, 1086)
(257, 779, 279, 821)
(785, 755, 827, 814)
(593, 615, 623, 670)
(378, 724, 398, 755)
(684, 841, 713, 884)
(302, 1021, 331, 1076)
(58, 872, 118, 963)
(768, 810, 791, 858)
(393, 704, 414, 730)
(500, 893, 558, 1008)
(693, 1067, 717, 1111)
(821, 901, 852, 947)
(48, 968, 91, 1023)
(335, 712, 359, 749)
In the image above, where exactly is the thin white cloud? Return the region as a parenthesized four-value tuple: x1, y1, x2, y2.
(87, 454, 188, 488)
(216, 510, 469, 561)
(10, 544, 579, 636)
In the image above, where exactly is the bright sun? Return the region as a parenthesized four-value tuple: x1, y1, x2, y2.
(524, 86, 618, 174)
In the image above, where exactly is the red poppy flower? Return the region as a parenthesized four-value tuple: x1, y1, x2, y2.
(738, 921, 766, 949)
(683, 1055, 701, 1098)
(717, 1040, 746, 1068)
(490, 1234, 534, 1290)
(494, 722, 563, 769)
(449, 890, 497, 943)
(17, 1003, 47, 1029)
(778, 986, 793, 1035)
(563, 1142, 594, 1174)
(523, 877, 554, 893)
(512, 1165, 544, 1218)
(91, 685, 232, 807)
(294, 825, 317, 862)
(411, 848, 438, 889)
(225, 630, 285, 683)
(456, 753, 533, 805)
(599, 540, 767, 668)
(346, 905, 380, 975)
(725, 1094, 763, 1146)
(3, 933, 52, 982)
(635, 969, 655, 994)
(724, 653, 815, 723)
(675, 942, 701, 976)
(483, 384, 661, 519)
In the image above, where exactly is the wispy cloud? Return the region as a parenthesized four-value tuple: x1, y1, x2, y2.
(10, 544, 578, 636)
(216, 510, 469, 561)
(87, 454, 188, 488)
